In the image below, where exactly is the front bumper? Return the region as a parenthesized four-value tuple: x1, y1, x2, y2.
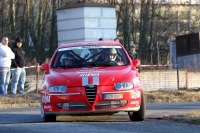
(41, 87, 142, 115)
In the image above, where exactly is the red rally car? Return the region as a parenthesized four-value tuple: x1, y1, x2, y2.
(40, 41, 145, 122)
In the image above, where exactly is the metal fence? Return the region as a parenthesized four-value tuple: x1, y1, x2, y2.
(24, 65, 200, 93)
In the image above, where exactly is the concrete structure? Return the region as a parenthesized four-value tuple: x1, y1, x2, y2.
(56, 1, 117, 46)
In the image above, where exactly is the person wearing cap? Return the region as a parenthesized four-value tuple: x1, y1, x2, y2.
(10, 37, 26, 96)
(0, 37, 15, 96)
(128, 43, 138, 60)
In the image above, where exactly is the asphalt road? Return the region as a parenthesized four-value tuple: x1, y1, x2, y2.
(0, 102, 200, 133)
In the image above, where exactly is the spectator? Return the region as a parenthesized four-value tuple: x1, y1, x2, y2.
(11, 37, 26, 96)
(114, 38, 119, 42)
(99, 38, 103, 41)
(0, 37, 15, 96)
(128, 43, 138, 59)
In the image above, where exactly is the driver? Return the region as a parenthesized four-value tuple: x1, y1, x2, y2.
(60, 53, 75, 66)
(103, 48, 123, 65)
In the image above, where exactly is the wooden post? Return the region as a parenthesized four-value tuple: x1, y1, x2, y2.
(185, 69, 188, 89)
(176, 56, 179, 90)
(36, 63, 40, 94)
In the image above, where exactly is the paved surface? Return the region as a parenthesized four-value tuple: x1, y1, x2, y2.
(0, 102, 200, 123)
(0, 102, 200, 133)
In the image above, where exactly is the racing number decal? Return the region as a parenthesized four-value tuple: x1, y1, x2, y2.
(42, 95, 50, 103)
(131, 90, 140, 99)
(82, 76, 99, 86)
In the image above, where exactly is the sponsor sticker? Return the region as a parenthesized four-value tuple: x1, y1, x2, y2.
(44, 105, 52, 109)
(130, 101, 139, 105)
(59, 96, 69, 100)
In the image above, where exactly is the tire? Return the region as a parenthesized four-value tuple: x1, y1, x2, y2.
(128, 90, 146, 121)
(40, 101, 56, 122)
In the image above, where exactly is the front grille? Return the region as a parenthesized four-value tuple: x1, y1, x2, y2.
(69, 102, 88, 110)
(85, 86, 97, 105)
(95, 101, 121, 110)
(95, 101, 111, 110)
(56, 102, 89, 111)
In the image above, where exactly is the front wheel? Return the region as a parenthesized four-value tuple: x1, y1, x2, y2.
(128, 91, 146, 121)
(40, 101, 56, 122)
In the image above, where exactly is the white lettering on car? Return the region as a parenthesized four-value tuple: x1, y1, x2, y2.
(44, 105, 52, 109)
(130, 101, 139, 105)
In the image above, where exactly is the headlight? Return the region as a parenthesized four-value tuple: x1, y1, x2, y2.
(115, 82, 133, 91)
(49, 86, 67, 93)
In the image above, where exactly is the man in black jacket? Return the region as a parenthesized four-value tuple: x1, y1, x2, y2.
(11, 37, 26, 96)
(128, 43, 138, 59)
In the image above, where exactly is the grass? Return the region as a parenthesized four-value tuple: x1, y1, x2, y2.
(170, 110, 200, 125)
(0, 89, 200, 124)
(144, 89, 200, 124)
(0, 93, 40, 104)
(3, 89, 200, 104)
(144, 89, 200, 103)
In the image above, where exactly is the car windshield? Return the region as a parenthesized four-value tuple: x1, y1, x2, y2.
(51, 45, 130, 68)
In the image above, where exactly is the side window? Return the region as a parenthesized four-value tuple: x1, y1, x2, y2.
(117, 49, 130, 65)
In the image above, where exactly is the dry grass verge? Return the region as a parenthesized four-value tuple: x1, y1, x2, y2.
(0, 94, 40, 104)
(1, 89, 199, 104)
(144, 89, 200, 103)
(172, 111, 200, 125)
(143, 89, 200, 125)
(1, 89, 200, 104)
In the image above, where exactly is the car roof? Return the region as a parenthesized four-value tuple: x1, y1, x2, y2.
(58, 41, 122, 49)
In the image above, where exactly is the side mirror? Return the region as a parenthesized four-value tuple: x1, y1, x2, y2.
(132, 59, 140, 67)
(132, 59, 141, 73)
(41, 63, 50, 74)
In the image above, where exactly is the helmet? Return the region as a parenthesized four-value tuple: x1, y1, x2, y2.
(104, 48, 117, 55)
(103, 48, 117, 61)
(60, 53, 75, 66)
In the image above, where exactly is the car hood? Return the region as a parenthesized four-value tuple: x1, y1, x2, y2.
(50, 66, 132, 86)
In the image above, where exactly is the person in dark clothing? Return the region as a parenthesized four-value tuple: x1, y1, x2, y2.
(128, 43, 141, 72)
(128, 43, 138, 59)
(11, 37, 26, 95)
